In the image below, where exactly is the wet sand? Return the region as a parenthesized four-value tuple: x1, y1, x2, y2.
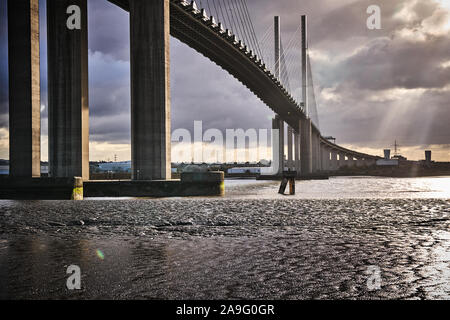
(1, 177, 450, 299)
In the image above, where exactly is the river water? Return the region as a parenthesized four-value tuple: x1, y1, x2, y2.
(1, 176, 450, 299)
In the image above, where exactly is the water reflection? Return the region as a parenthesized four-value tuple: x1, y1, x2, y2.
(1, 228, 450, 299)
(0, 236, 169, 299)
(225, 176, 450, 199)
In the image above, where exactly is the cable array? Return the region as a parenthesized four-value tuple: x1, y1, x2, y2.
(191, 0, 320, 127)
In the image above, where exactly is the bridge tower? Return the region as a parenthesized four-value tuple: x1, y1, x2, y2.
(272, 115, 284, 175)
(273, 16, 285, 174)
(7, 0, 41, 178)
(47, 0, 89, 180)
(300, 15, 313, 175)
(129, 0, 171, 180)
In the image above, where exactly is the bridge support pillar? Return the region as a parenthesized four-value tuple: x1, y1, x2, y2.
(356, 158, 365, 167)
(300, 118, 312, 175)
(287, 126, 294, 170)
(311, 132, 317, 172)
(294, 127, 301, 173)
(321, 146, 330, 171)
(314, 132, 321, 172)
(366, 158, 376, 167)
(347, 156, 356, 167)
(339, 152, 346, 169)
(130, 0, 171, 180)
(47, 0, 89, 180)
(272, 116, 284, 175)
(7, 0, 41, 178)
(330, 151, 338, 171)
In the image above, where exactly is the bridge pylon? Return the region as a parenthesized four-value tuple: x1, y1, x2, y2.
(47, 0, 89, 180)
(7, 0, 41, 178)
(130, 0, 171, 180)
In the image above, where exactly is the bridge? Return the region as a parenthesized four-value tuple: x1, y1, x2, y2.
(7, 0, 379, 183)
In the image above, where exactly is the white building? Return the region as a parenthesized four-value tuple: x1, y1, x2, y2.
(227, 167, 262, 174)
(98, 161, 132, 172)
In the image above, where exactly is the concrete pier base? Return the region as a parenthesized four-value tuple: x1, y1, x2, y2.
(0, 177, 83, 200)
(85, 172, 224, 197)
(0, 173, 225, 199)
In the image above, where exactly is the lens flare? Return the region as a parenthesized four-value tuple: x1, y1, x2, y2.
(96, 249, 104, 260)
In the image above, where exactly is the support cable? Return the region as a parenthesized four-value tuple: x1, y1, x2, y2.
(230, 0, 247, 44)
(241, 0, 264, 60)
(236, 0, 257, 54)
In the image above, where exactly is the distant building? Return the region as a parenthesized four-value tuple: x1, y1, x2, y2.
(97, 161, 132, 173)
(376, 159, 399, 166)
(392, 155, 407, 161)
(228, 167, 262, 174)
(377, 149, 398, 166)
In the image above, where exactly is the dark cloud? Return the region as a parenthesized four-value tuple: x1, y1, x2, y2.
(87, 0, 130, 61)
(333, 34, 450, 91)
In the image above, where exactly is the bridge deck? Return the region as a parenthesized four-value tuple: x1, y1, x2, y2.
(320, 138, 380, 159)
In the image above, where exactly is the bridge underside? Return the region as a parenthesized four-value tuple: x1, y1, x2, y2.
(109, 0, 306, 131)
(6, 0, 380, 183)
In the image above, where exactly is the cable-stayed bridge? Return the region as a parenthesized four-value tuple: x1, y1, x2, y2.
(7, 0, 379, 182)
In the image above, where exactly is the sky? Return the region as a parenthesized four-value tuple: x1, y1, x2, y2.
(0, 0, 449, 162)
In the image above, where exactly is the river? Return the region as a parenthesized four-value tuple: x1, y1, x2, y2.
(1, 176, 450, 299)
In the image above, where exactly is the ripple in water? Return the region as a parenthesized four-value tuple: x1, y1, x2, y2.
(0, 177, 450, 299)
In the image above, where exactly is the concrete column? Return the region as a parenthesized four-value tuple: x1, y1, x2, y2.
(300, 118, 312, 175)
(130, 0, 171, 180)
(315, 133, 321, 172)
(294, 126, 301, 173)
(287, 126, 294, 170)
(366, 158, 376, 167)
(272, 116, 284, 175)
(312, 135, 315, 172)
(8, 0, 41, 177)
(347, 156, 356, 167)
(339, 152, 346, 169)
(356, 158, 365, 167)
(301, 15, 308, 115)
(274, 16, 280, 79)
(314, 133, 320, 172)
(321, 146, 330, 171)
(331, 151, 338, 171)
(47, 0, 89, 180)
